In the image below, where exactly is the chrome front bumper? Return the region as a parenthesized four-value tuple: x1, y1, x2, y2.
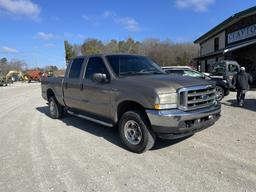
(146, 104, 221, 139)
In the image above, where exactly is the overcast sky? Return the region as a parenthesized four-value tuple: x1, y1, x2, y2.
(0, 0, 255, 68)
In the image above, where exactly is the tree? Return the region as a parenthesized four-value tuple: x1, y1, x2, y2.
(0, 58, 28, 75)
(64, 40, 75, 65)
(116, 38, 141, 53)
(44, 65, 58, 72)
(0, 57, 7, 64)
(0, 58, 8, 75)
(63, 37, 199, 67)
(104, 39, 119, 53)
(8, 59, 27, 71)
(73, 44, 82, 57)
(81, 39, 104, 55)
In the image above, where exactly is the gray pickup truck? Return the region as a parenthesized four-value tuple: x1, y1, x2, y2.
(41, 54, 221, 153)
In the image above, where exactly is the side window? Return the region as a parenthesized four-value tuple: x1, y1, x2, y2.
(85, 57, 109, 79)
(228, 64, 239, 73)
(68, 58, 84, 78)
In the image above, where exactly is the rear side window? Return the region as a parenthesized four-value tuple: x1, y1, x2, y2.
(68, 58, 84, 78)
(84, 57, 109, 79)
(228, 64, 239, 73)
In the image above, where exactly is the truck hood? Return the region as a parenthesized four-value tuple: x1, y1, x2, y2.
(120, 74, 214, 93)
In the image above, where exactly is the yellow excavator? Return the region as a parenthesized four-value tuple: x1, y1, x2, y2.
(5, 70, 29, 82)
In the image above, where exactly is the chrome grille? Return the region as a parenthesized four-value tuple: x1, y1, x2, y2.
(178, 85, 216, 111)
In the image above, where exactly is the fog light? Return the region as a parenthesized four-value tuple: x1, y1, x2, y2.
(208, 115, 214, 119)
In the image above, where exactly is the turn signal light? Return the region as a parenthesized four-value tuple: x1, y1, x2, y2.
(154, 104, 161, 110)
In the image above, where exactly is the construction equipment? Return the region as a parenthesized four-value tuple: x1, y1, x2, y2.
(0, 75, 8, 86)
(24, 70, 43, 82)
(5, 70, 24, 82)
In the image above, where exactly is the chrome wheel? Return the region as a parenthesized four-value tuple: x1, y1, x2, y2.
(215, 86, 224, 101)
(124, 120, 142, 145)
(49, 101, 56, 116)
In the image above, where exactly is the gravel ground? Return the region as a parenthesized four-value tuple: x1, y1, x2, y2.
(0, 82, 256, 192)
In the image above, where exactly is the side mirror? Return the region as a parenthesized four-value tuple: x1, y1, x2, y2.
(92, 73, 108, 83)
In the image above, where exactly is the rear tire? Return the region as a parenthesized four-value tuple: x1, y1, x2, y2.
(215, 86, 225, 101)
(48, 97, 64, 119)
(118, 110, 156, 153)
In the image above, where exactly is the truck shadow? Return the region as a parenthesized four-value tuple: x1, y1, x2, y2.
(36, 106, 189, 152)
(152, 136, 192, 150)
(222, 99, 256, 112)
(36, 106, 123, 148)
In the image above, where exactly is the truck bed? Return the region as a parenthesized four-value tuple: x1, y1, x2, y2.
(41, 76, 64, 104)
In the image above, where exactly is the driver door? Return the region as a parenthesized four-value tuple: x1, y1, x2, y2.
(79, 57, 113, 121)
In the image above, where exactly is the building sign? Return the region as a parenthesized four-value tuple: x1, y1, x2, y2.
(227, 23, 256, 44)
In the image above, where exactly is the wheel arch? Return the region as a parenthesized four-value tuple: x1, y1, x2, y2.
(116, 100, 149, 124)
(46, 88, 56, 101)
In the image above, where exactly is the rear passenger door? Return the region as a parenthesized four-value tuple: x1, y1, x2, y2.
(80, 57, 112, 122)
(63, 57, 85, 109)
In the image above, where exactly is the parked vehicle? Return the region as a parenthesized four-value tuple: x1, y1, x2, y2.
(5, 70, 24, 81)
(25, 70, 43, 82)
(162, 66, 192, 70)
(41, 54, 221, 153)
(163, 67, 229, 101)
(210, 60, 240, 89)
(0, 76, 7, 86)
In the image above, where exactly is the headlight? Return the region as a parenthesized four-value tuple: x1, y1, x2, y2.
(154, 93, 177, 110)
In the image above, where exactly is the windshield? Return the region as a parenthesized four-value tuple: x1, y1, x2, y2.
(106, 55, 164, 76)
(183, 70, 204, 78)
(165, 69, 204, 78)
(211, 64, 225, 76)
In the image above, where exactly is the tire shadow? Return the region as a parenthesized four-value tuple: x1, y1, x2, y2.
(36, 105, 192, 152)
(152, 136, 193, 150)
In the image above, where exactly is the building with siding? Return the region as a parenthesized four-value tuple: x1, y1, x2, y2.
(194, 6, 256, 80)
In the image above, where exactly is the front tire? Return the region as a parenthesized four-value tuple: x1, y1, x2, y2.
(118, 110, 156, 153)
(215, 86, 225, 101)
(48, 97, 64, 119)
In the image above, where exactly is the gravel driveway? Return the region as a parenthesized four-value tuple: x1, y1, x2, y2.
(0, 82, 256, 192)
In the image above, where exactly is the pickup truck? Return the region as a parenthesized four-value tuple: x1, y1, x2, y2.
(210, 60, 240, 89)
(41, 54, 221, 153)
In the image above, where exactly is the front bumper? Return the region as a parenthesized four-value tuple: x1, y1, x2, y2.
(146, 104, 221, 139)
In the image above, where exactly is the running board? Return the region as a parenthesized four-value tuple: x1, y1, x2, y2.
(67, 110, 113, 127)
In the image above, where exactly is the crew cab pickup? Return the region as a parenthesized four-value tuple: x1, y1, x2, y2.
(41, 54, 221, 153)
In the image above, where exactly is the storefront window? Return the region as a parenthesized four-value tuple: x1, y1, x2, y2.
(214, 37, 219, 51)
(228, 64, 239, 73)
